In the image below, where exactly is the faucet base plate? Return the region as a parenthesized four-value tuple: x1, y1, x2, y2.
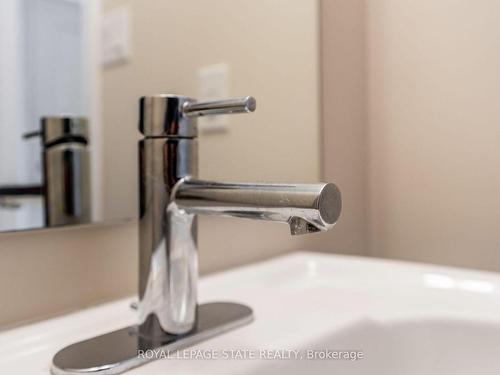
(51, 302, 253, 375)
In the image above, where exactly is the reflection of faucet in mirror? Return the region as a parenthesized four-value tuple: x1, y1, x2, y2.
(0, 116, 92, 228)
(33, 116, 92, 227)
(51, 95, 342, 375)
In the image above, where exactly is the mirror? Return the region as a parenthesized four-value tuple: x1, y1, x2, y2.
(0, 0, 321, 232)
(0, 0, 96, 231)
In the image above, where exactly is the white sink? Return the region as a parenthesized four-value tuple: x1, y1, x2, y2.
(2, 251, 500, 374)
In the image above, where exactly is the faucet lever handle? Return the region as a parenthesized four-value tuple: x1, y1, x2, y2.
(183, 96, 256, 117)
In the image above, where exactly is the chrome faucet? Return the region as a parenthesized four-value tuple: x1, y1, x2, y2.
(52, 95, 341, 375)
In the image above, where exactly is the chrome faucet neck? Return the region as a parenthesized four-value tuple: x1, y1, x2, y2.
(138, 95, 258, 336)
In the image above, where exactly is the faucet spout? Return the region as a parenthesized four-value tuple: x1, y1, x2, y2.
(172, 179, 342, 235)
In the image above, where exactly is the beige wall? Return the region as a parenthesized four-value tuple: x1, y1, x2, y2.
(321, 0, 500, 271)
(317, 0, 368, 255)
(366, 0, 500, 271)
(0, 222, 136, 329)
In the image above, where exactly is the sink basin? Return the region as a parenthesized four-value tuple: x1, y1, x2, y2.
(2, 251, 500, 374)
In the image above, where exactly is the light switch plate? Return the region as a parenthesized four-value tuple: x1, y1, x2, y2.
(198, 63, 230, 133)
(102, 6, 131, 66)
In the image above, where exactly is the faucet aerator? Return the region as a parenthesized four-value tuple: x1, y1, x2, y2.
(289, 217, 321, 235)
